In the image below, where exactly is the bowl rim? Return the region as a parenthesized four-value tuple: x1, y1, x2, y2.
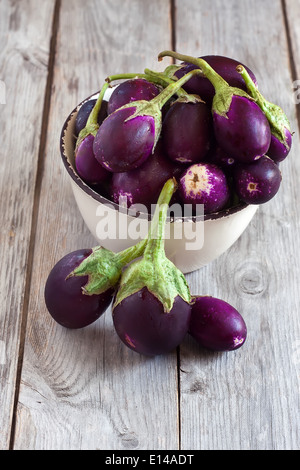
(60, 89, 250, 223)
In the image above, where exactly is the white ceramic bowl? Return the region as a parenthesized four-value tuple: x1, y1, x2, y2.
(60, 89, 258, 274)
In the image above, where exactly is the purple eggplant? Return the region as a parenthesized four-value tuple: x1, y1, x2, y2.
(233, 155, 282, 204)
(93, 69, 204, 173)
(110, 140, 184, 211)
(44, 239, 148, 329)
(205, 144, 236, 175)
(75, 133, 111, 184)
(44, 249, 114, 329)
(75, 98, 108, 136)
(158, 51, 271, 163)
(213, 95, 271, 163)
(161, 100, 213, 164)
(93, 106, 155, 173)
(267, 130, 292, 163)
(237, 65, 292, 163)
(107, 78, 160, 114)
(113, 179, 191, 356)
(173, 55, 257, 104)
(113, 287, 191, 356)
(75, 83, 111, 184)
(189, 296, 247, 351)
(178, 162, 230, 214)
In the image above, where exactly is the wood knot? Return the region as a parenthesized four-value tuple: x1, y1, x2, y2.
(234, 261, 269, 296)
(120, 431, 139, 449)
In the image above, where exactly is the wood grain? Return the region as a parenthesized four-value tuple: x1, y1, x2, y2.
(0, 0, 55, 450)
(13, 0, 177, 450)
(175, 0, 300, 450)
(1, 0, 299, 451)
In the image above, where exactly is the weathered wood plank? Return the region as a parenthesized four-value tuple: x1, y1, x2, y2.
(0, 0, 56, 450)
(13, 0, 177, 450)
(284, 0, 300, 130)
(175, 0, 300, 450)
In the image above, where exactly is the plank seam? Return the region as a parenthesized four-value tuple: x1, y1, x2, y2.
(281, 0, 300, 136)
(170, 0, 176, 60)
(170, 0, 181, 450)
(176, 347, 182, 450)
(8, 0, 61, 450)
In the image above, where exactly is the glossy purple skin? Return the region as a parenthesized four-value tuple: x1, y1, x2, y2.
(107, 78, 160, 114)
(233, 155, 282, 204)
(213, 95, 271, 163)
(189, 296, 247, 351)
(113, 287, 191, 356)
(75, 99, 108, 136)
(179, 162, 230, 214)
(110, 141, 184, 210)
(75, 134, 111, 184)
(162, 101, 213, 163)
(44, 249, 114, 329)
(205, 144, 236, 175)
(267, 129, 292, 163)
(174, 55, 257, 104)
(93, 106, 155, 172)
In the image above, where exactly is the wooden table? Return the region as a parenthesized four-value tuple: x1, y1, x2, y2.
(1, 0, 299, 451)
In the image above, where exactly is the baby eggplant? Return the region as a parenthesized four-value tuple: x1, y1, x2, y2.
(162, 100, 213, 164)
(74, 83, 111, 184)
(178, 162, 230, 214)
(233, 155, 282, 204)
(107, 78, 160, 114)
(75, 98, 108, 136)
(189, 296, 247, 351)
(237, 65, 292, 163)
(112, 179, 192, 356)
(44, 249, 114, 329)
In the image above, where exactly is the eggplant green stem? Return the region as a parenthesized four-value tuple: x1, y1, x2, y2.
(105, 71, 170, 90)
(158, 50, 228, 90)
(115, 237, 147, 265)
(236, 65, 258, 98)
(105, 73, 145, 83)
(143, 178, 176, 262)
(75, 81, 110, 152)
(86, 81, 110, 127)
(70, 237, 147, 296)
(236, 64, 291, 142)
(148, 68, 205, 109)
(144, 68, 202, 103)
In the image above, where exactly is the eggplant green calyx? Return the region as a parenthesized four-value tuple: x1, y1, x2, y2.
(236, 64, 291, 147)
(143, 68, 203, 104)
(105, 70, 201, 103)
(68, 238, 147, 296)
(113, 178, 191, 313)
(163, 64, 183, 79)
(158, 50, 254, 118)
(75, 81, 110, 152)
(118, 69, 204, 149)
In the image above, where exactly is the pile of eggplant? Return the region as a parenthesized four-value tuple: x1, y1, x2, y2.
(74, 50, 291, 214)
(44, 51, 292, 357)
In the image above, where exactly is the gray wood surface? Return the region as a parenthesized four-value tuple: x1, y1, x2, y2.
(0, 0, 56, 450)
(0, 0, 299, 450)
